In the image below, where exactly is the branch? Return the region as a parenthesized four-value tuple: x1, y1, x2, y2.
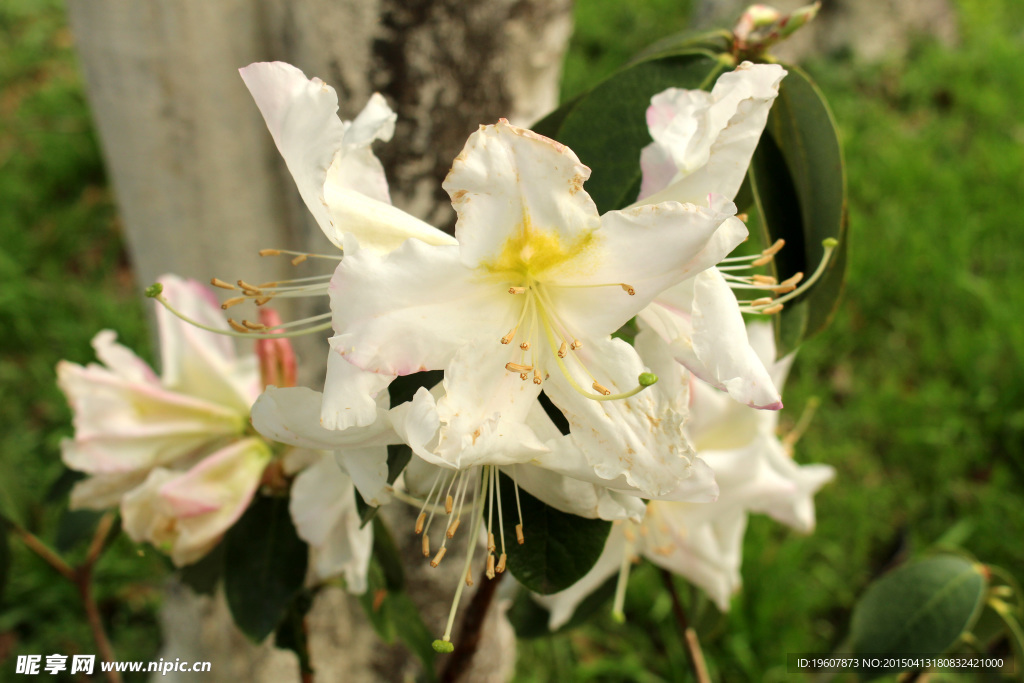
(660, 569, 711, 683)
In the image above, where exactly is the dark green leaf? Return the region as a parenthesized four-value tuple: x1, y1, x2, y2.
(497, 473, 611, 595)
(46, 467, 85, 503)
(372, 516, 404, 592)
(748, 64, 848, 354)
(179, 541, 224, 596)
(508, 574, 619, 638)
(848, 554, 988, 681)
(274, 588, 316, 677)
(54, 508, 103, 553)
(357, 560, 395, 641)
(388, 370, 444, 408)
(387, 591, 438, 680)
(224, 496, 308, 642)
(547, 52, 725, 213)
(0, 522, 9, 602)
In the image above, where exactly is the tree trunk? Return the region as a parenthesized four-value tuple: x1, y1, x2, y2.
(66, 1, 572, 680)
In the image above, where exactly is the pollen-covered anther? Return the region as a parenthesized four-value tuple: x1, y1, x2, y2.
(242, 320, 267, 331)
(210, 278, 236, 290)
(762, 303, 785, 315)
(430, 547, 447, 568)
(737, 212, 749, 222)
(508, 286, 526, 294)
(258, 249, 282, 257)
(764, 238, 786, 256)
(515, 523, 525, 545)
(422, 535, 431, 557)
(446, 519, 461, 539)
(487, 533, 496, 553)
(570, 339, 582, 350)
(753, 274, 777, 285)
(592, 381, 612, 396)
(775, 272, 804, 293)
(227, 318, 249, 333)
(486, 554, 496, 579)
(445, 494, 454, 515)
(220, 297, 245, 310)
(558, 341, 568, 358)
(505, 362, 533, 373)
(750, 296, 774, 307)
(501, 327, 517, 344)
(465, 565, 474, 587)
(291, 254, 308, 266)
(519, 341, 530, 351)
(620, 283, 636, 296)
(519, 373, 528, 381)
(496, 553, 507, 573)
(237, 279, 262, 294)
(532, 371, 542, 385)
(415, 512, 426, 534)
(254, 296, 272, 306)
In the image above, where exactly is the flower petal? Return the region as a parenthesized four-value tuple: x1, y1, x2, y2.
(443, 120, 600, 269)
(321, 344, 396, 430)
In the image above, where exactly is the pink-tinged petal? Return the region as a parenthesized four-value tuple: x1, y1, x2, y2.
(321, 345, 395, 430)
(90, 330, 158, 385)
(548, 200, 746, 339)
(330, 238, 513, 375)
(443, 120, 601, 269)
(158, 438, 271, 520)
(533, 525, 628, 630)
(689, 269, 781, 409)
(239, 61, 349, 239)
(68, 470, 149, 511)
(156, 275, 260, 413)
(636, 63, 786, 206)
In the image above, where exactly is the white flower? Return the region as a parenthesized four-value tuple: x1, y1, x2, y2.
(58, 275, 260, 510)
(634, 62, 790, 409)
(121, 438, 271, 567)
(536, 322, 834, 626)
(331, 119, 746, 498)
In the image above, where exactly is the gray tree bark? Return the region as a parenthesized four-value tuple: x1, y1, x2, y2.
(66, 1, 572, 680)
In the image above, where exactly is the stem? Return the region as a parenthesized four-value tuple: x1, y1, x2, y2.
(660, 569, 711, 683)
(440, 570, 506, 683)
(10, 525, 75, 581)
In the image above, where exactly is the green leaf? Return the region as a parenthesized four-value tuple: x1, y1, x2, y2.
(388, 370, 444, 408)
(543, 51, 725, 213)
(508, 574, 619, 638)
(0, 522, 9, 603)
(387, 591, 438, 680)
(274, 588, 316, 677)
(748, 64, 848, 354)
(497, 473, 611, 595)
(54, 508, 103, 553)
(371, 516, 404, 592)
(224, 496, 308, 642)
(848, 554, 988, 681)
(179, 541, 224, 596)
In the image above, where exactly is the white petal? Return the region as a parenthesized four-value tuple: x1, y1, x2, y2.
(90, 330, 158, 385)
(321, 344, 395, 430)
(251, 385, 395, 450)
(637, 63, 786, 205)
(68, 470, 149, 511)
(443, 120, 600, 269)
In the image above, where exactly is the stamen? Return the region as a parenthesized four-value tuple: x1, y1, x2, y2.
(570, 339, 582, 350)
(508, 286, 526, 294)
(445, 495, 454, 515)
(751, 253, 775, 267)
(763, 238, 786, 256)
(496, 553, 507, 573)
(430, 547, 447, 567)
(592, 381, 612, 396)
(291, 254, 308, 265)
(487, 533, 496, 553)
(519, 373, 528, 381)
(501, 327, 517, 345)
(620, 283, 636, 296)
(750, 296, 774, 307)
(446, 519, 461, 539)
(742, 238, 839, 315)
(422, 535, 430, 557)
(258, 249, 281, 256)
(415, 512, 426, 535)
(753, 274, 777, 285)
(505, 362, 532, 373)
(255, 296, 272, 306)
(228, 318, 249, 333)
(558, 341, 567, 358)
(257, 281, 279, 288)
(487, 554, 496, 579)
(761, 303, 784, 315)
(515, 523, 525, 545)
(775, 272, 804, 293)
(737, 212, 749, 222)
(513, 470, 524, 544)
(242, 320, 267, 331)
(237, 279, 262, 293)
(532, 371, 542, 385)
(220, 297, 245, 310)
(612, 535, 635, 623)
(210, 278, 236, 290)
(465, 565, 473, 586)
(519, 342, 530, 350)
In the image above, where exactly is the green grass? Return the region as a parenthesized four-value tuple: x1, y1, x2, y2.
(1, 0, 1022, 681)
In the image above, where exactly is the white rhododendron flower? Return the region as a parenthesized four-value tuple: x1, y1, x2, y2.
(331, 119, 745, 499)
(536, 322, 834, 626)
(58, 275, 261, 511)
(121, 438, 271, 567)
(634, 62, 790, 410)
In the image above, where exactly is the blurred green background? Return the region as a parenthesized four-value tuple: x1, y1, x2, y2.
(1, 0, 1022, 680)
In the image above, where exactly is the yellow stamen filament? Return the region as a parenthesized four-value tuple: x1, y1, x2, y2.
(415, 512, 426, 535)
(258, 249, 281, 256)
(620, 283, 636, 296)
(592, 381, 612, 396)
(431, 547, 447, 567)
(228, 318, 249, 333)
(446, 519, 461, 539)
(487, 554, 496, 579)
(761, 303, 784, 315)
(496, 553, 507, 573)
(508, 286, 526, 294)
(505, 362, 532, 373)
(211, 278, 236, 290)
(515, 523, 525, 545)
(220, 297, 245, 310)
(291, 254, 308, 265)
(558, 341, 567, 358)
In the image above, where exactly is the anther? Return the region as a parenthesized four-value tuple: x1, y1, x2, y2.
(221, 297, 245, 310)
(422, 535, 431, 557)
(487, 533, 496, 552)
(445, 494, 454, 514)
(505, 362, 532, 373)
(508, 286, 526, 294)
(751, 253, 775, 267)
(496, 553, 507, 573)
(533, 375, 542, 385)
(487, 554, 496, 579)
(237, 279, 261, 292)
(254, 296, 272, 306)
(763, 238, 786, 256)
(446, 519, 461, 539)
(592, 381, 612, 396)
(519, 373, 528, 381)
(753, 274, 777, 285)
(501, 328, 517, 344)
(519, 341, 530, 350)
(750, 296, 774, 307)
(227, 318, 249, 333)
(620, 283, 636, 296)
(761, 303, 784, 315)
(515, 523, 525, 545)
(291, 254, 308, 265)
(211, 278, 236, 290)
(415, 512, 426, 534)
(558, 341, 568, 358)
(258, 281, 279, 288)
(570, 339, 582, 350)
(465, 565, 474, 586)
(242, 320, 267, 331)
(258, 249, 282, 256)
(737, 212, 749, 222)
(776, 272, 804, 292)
(430, 547, 447, 567)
